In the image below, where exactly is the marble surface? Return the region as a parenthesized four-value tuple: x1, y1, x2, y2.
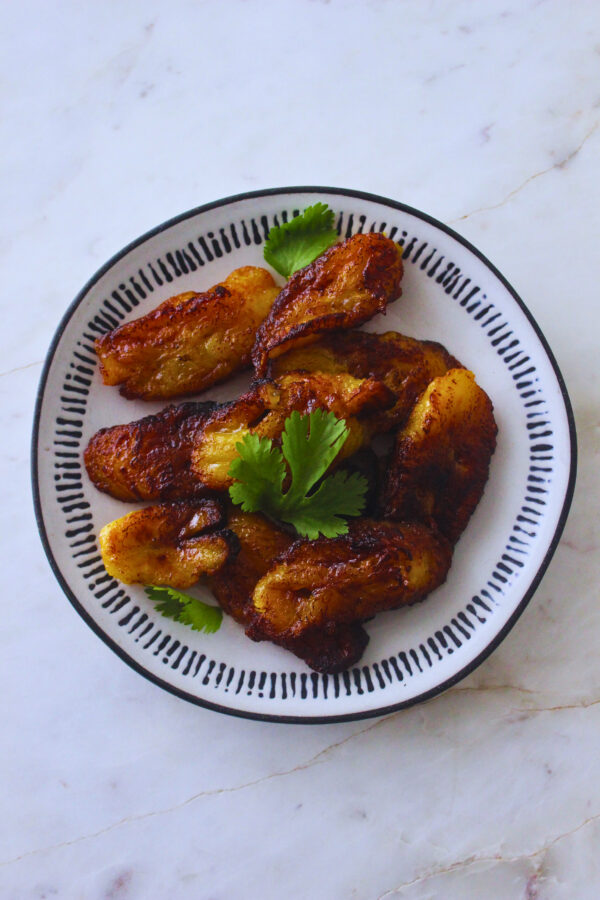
(2, 0, 599, 896)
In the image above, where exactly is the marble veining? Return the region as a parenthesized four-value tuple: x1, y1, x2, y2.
(2, 0, 599, 897)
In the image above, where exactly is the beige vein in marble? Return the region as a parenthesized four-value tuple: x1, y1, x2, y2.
(374, 811, 600, 898)
(0, 359, 43, 378)
(0, 713, 392, 869)
(3, 681, 600, 872)
(451, 120, 599, 223)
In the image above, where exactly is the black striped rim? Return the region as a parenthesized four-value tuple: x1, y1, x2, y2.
(31, 186, 577, 724)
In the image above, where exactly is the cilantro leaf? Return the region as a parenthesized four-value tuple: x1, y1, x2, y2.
(263, 203, 338, 277)
(177, 598, 222, 634)
(228, 433, 286, 517)
(227, 410, 368, 539)
(280, 470, 368, 540)
(144, 585, 223, 634)
(280, 408, 348, 507)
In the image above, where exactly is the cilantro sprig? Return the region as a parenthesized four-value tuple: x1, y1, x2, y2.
(228, 410, 367, 540)
(263, 203, 338, 277)
(145, 585, 223, 633)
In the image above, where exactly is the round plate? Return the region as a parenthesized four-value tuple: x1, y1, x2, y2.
(32, 187, 576, 723)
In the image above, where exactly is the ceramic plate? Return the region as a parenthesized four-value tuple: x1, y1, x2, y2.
(32, 187, 576, 723)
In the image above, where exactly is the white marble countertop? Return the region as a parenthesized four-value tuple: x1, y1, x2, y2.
(2, 1, 599, 897)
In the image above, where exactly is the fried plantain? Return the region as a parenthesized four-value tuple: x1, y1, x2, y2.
(209, 508, 294, 625)
(246, 519, 451, 671)
(192, 371, 395, 490)
(270, 329, 461, 431)
(267, 621, 370, 674)
(84, 401, 219, 502)
(381, 368, 498, 543)
(96, 266, 280, 399)
(210, 507, 369, 672)
(98, 499, 237, 588)
(253, 233, 404, 377)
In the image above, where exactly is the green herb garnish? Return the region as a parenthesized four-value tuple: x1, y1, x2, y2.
(228, 410, 367, 540)
(145, 585, 223, 633)
(263, 203, 338, 277)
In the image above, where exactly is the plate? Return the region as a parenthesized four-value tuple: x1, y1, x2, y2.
(32, 187, 576, 723)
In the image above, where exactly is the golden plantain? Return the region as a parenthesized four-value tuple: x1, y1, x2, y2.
(381, 368, 498, 543)
(253, 233, 403, 377)
(192, 371, 394, 490)
(96, 266, 280, 399)
(210, 507, 369, 672)
(270, 329, 461, 431)
(246, 519, 452, 672)
(98, 499, 237, 588)
(84, 401, 219, 502)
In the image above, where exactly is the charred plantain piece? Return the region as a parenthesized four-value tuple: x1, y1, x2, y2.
(192, 371, 395, 490)
(84, 401, 220, 502)
(267, 622, 370, 675)
(98, 499, 237, 588)
(271, 329, 461, 432)
(253, 233, 403, 377)
(246, 519, 451, 671)
(95, 266, 280, 400)
(210, 507, 368, 672)
(381, 369, 498, 543)
(209, 508, 294, 625)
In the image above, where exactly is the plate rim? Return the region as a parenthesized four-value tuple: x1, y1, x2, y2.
(30, 185, 578, 724)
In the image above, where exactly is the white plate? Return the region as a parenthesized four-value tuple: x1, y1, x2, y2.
(32, 187, 576, 723)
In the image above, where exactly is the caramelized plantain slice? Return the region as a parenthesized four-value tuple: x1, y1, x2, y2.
(253, 233, 403, 377)
(209, 508, 294, 625)
(270, 329, 461, 432)
(246, 519, 451, 671)
(210, 507, 368, 672)
(381, 368, 498, 543)
(98, 499, 237, 588)
(267, 622, 370, 675)
(96, 266, 280, 399)
(192, 371, 395, 490)
(84, 401, 220, 502)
